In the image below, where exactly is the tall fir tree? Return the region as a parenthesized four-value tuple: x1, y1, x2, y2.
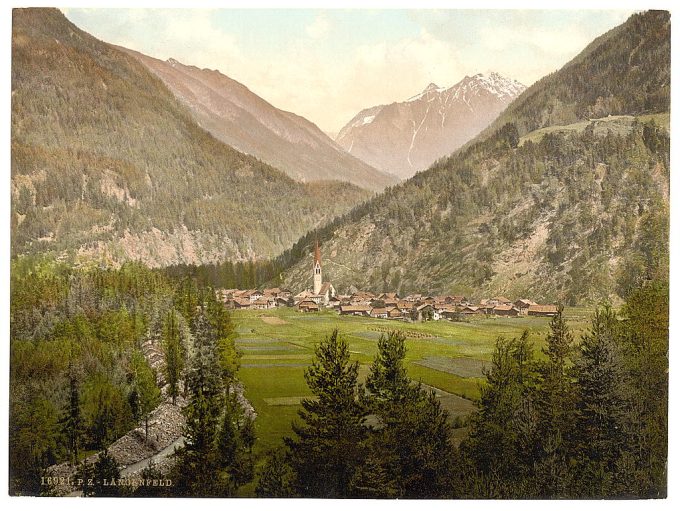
(573, 306, 631, 496)
(360, 331, 455, 497)
(285, 329, 367, 497)
(163, 309, 184, 405)
(533, 305, 576, 496)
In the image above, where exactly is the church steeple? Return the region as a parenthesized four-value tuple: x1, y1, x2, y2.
(313, 240, 322, 295)
(314, 239, 321, 265)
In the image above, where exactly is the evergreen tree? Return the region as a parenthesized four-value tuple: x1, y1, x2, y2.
(61, 367, 83, 465)
(533, 305, 576, 496)
(285, 329, 367, 497)
(360, 331, 455, 497)
(462, 332, 537, 497)
(130, 351, 161, 441)
(255, 448, 296, 497)
(573, 306, 630, 496)
(611, 281, 668, 497)
(91, 450, 121, 497)
(163, 309, 184, 405)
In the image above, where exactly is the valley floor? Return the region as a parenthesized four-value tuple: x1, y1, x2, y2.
(232, 306, 594, 454)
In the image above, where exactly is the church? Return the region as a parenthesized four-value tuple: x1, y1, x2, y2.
(311, 240, 336, 306)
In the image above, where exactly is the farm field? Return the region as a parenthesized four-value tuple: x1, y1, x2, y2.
(233, 306, 595, 454)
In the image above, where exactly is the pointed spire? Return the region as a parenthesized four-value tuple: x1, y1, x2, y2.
(314, 239, 321, 265)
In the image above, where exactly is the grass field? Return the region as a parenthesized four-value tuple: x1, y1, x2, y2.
(233, 306, 594, 455)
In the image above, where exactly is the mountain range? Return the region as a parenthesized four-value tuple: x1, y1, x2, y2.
(279, 10, 670, 304)
(11, 9, 670, 304)
(11, 8, 373, 266)
(121, 48, 397, 191)
(336, 72, 526, 179)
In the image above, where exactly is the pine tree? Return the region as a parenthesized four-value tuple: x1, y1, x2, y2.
(91, 450, 121, 497)
(130, 351, 161, 442)
(285, 329, 366, 497)
(533, 305, 576, 496)
(255, 448, 296, 497)
(61, 367, 83, 465)
(462, 332, 537, 497)
(163, 310, 184, 405)
(361, 331, 455, 497)
(573, 306, 630, 496)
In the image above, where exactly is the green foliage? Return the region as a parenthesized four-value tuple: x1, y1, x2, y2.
(359, 331, 455, 497)
(172, 308, 253, 496)
(285, 329, 367, 497)
(129, 351, 161, 440)
(163, 310, 185, 405)
(460, 280, 667, 498)
(11, 9, 370, 265)
(255, 448, 296, 497)
(91, 450, 121, 497)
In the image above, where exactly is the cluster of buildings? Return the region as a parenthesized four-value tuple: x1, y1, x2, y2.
(217, 242, 559, 321)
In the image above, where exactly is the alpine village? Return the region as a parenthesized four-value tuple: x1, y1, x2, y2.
(10, 8, 669, 501)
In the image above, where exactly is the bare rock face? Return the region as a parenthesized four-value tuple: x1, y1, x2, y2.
(124, 49, 397, 191)
(336, 73, 526, 179)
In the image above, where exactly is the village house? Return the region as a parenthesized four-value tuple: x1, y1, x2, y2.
(439, 307, 461, 320)
(370, 307, 390, 319)
(252, 297, 275, 310)
(514, 298, 536, 315)
(415, 303, 439, 321)
(387, 307, 405, 320)
(493, 304, 520, 316)
(231, 297, 252, 309)
(298, 299, 320, 312)
(527, 304, 559, 317)
(339, 305, 372, 317)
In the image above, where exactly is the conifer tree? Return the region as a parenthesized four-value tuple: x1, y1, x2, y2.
(61, 367, 83, 465)
(462, 332, 537, 497)
(533, 305, 576, 496)
(285, 329, 366, 497)
(573, 306, 630, 496)
(255, 448, 296, 497)
(130, 351, 161, 441)
(361, 331, 455, 497)
(163, 309, 184, 405)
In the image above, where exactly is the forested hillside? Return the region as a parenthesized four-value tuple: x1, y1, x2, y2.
(280, 11, 670, 303)
(11, 8, 371, 267)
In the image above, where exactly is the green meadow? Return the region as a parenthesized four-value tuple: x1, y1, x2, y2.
(233, 306, 594, 454)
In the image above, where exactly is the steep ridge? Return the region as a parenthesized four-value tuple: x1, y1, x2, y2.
(280, 11, 670, 304)
(336, 72, 525, 179)
(122, 49, 397, 191)
(11, 8, 372, 266)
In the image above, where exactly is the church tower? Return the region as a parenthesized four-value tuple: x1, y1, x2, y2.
(313, 240, 322, 295)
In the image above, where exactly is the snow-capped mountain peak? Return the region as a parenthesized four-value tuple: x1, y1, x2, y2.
(336, 71, 526, 180)
(407, 82, 447, 102)
(455, 72, 526, 101)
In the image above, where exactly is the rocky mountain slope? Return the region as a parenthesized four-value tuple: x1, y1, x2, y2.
(11, 8, 372, 266)
(280, 11, 670, 304)
(336, 72, 525, 179)
(123, 49, 397, 191)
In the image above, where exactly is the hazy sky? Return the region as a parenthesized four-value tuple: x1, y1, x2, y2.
(63, 9, 634, 133)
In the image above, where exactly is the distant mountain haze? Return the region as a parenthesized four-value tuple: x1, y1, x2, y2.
(336, 72, 526, 179)
(122, 48, 398, 191)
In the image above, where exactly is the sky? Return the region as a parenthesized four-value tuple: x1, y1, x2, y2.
(62, 8, 634, 134)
